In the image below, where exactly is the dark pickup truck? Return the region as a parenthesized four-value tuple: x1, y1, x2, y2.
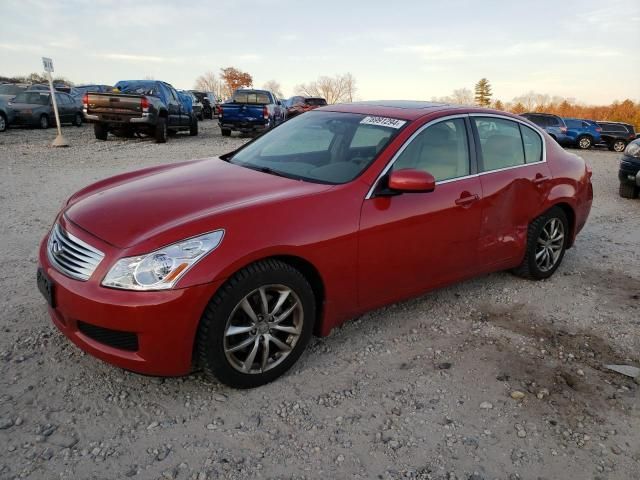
(218, 89, 284, 136)
(83, 80, 198, 143)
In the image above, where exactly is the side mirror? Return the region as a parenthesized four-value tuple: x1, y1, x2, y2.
(387, 169, 436, 193)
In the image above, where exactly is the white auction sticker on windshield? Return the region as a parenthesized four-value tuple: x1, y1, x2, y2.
(360, 116, 406, 129)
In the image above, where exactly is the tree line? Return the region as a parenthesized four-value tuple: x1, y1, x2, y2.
(435, 78, 640, 128)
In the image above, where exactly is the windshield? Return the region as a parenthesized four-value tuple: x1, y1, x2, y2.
(228, 111, 406, 184)
(0, 84, 26, 95)
(232, 91, 270, 104)
(12, 92, 50, 105)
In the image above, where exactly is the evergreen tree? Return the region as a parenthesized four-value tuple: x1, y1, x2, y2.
(494, 100, 504, 111)
(474, 78, 492, 107)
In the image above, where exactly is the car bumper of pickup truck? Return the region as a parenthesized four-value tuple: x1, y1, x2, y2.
(84, 111, 154, 125)
(38, 230, 223, 376)
(219, 121, 269, 133)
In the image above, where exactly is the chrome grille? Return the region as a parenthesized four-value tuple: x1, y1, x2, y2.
(47, 224, 104, 281)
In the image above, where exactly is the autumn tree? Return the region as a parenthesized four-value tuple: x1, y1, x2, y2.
(220, 67, 253, 99)
(295, 73, 357, 104)
(493, 100, 505, 111)
(510, 102, 526, 114)
(474, 78, 492, 107)
(262, 80, 283, 98)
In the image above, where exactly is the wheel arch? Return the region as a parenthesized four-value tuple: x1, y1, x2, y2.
(550, 201, 576, 248)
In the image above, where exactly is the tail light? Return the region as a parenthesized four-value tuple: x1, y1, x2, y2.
(629, 133, 635, 140)
(560, 126, 567, 134)
(595, 127, 602, 132)
(82, 93, 88, 107)
(218, 105, 223, 117)
(140, 96, 149, 110)
(263, 106, 269, 120)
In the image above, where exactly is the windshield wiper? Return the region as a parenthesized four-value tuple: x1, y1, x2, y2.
(242, 164, 295, 180)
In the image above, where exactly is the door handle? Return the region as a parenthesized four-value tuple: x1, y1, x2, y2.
(455, 192, 479, 206)
(533, 173, 548, 185)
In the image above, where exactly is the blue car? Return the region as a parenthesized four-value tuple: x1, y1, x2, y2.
(562, 118, 602, 150)
(520, 113, 570, 145)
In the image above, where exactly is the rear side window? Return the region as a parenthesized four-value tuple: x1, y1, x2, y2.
(527, 115, 547, 128)
(474, 117, 525, 171)
(565, 119, 581, 128)
(520, 124, 543, 163)
(546, 116, 560, 126)
(392, 118, 470, 182)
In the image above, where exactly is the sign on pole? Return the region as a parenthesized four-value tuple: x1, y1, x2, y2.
(42, 57, 54, 73)
(42, 57, 68, 147)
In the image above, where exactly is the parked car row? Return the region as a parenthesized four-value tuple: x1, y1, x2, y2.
(520, 112, 636, 152)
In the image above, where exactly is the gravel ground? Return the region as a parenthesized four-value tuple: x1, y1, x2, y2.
(0, 121, 638, 480)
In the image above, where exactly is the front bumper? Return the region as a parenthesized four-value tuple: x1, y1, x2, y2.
(38, 221, 223, 376)
(618, 156, 640, 186)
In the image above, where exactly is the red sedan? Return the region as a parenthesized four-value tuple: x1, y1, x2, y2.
(38, 102, 593, 388)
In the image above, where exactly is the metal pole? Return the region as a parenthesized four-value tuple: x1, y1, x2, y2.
(47, 71, 68, 147)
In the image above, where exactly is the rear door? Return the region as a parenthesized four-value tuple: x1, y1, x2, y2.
(471, 115, 551, 268)
(160, 83, 182, 126)
(358, 116, 483, 309)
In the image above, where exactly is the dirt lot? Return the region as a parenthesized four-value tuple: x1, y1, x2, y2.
(0, 121, 638, 480)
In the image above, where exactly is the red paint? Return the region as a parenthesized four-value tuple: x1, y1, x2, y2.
(38, 104, 593, 376)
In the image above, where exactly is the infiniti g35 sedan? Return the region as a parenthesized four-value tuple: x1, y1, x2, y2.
(38, 101, 593, 388)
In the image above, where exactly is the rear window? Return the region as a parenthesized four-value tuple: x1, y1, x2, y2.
(306, 98, 327, 106)
(116, 83, 158, 96)
(565, 119, 581, 128)
(12, 92, 50, 105)
(232, 91, 270, 105)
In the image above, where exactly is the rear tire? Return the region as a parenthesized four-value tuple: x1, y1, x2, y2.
(610, 140, 626, 152)
(73, 112, 83, 127)
(512, 206, 569, 280)
(189, 114, 198, 136)
(221, 128, 231, 137)
(619, 183, 638, 199)
(577, 135, 592, 150)
(39, 115, 49, 129)
(155, 117, 168, 143)
(0, 113, 7, 132)
(94, 123, 108, 140)
(196, 259, 316, 389)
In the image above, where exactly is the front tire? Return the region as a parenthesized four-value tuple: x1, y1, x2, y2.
(39, 114, 49, 129)
(577, 135, 592, 149)
(619, 183, 638, 199)
(189, 114, 198, 136)
(513, 206, 569, 280)
(221, 128, 231, 137)
(196, 259, 316, 389)
(73, 112, 83, 127)
(0, 113, 7, 132)
(155, 117, 168, 143)
(94, 123, 108, 140)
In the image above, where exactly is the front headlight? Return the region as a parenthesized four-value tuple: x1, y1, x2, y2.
(102, 230, 224, 290)
(624, 142, 640, 158)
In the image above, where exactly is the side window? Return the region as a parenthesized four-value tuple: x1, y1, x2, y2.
(520, 124, 543, 163)
(392, 118, 470, 182)
(474, 117, 525, 171)
(529, 115, 547, 128)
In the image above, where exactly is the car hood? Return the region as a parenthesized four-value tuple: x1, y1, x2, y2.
(65, 158, 333, 248)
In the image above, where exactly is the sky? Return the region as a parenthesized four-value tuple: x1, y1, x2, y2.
(1, 0, 639, 104)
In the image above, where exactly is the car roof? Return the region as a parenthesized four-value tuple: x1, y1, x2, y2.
(319, 101, 473, 121)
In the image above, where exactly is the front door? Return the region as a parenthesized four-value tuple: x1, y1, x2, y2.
(358, 116, 483, 310)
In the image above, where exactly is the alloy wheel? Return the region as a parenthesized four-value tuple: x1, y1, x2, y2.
(223, 285, 303, 374)
(578, 137, 591, 149)
(535, 218, 565, 272)
(613, 141, 625, 152)
(0, 115, 5, 131)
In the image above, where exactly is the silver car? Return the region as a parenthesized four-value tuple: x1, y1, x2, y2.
(8, 91, 83, 129)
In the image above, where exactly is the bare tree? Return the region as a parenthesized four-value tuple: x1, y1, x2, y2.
(194, 71, 220, 93)
(294, 73, 357, 104)
(262, 80, 283, 98)
(450, 88, 474, 105)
